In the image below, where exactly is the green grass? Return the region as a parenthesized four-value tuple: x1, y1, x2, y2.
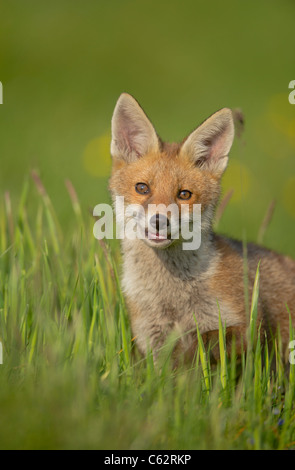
(0, 0, 294, 450)
(1, 175, 295, 450)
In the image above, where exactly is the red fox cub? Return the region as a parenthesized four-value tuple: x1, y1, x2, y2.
(109, 93, 295, 362)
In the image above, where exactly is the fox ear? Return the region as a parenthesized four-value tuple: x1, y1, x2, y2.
(180, 108, 234, 176)
(111, 93, 160, 162)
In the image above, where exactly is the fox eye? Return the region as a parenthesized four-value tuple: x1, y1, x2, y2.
(135, 182, 150, 195)
(178, 190, 192, 200)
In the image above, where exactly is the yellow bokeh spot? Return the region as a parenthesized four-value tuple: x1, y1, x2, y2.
(287, 119, 295, 148)
(83, 132, 112, 177)
(282, 177, 295, 218)
(222, 160, 251, 203)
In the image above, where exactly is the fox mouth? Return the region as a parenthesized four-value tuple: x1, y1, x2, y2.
(144, 228, 173, 246)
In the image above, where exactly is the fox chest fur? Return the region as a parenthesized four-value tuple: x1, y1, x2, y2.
(121, 238, 244, 354)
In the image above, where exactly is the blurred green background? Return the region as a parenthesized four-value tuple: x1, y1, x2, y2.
(0, 0, 294, 255)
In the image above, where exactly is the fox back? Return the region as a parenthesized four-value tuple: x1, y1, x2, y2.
(109, 93, 295, 362)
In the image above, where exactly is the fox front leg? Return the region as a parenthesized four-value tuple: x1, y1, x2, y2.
(130, 311, 176, 360)
(201, 325, 249, 361)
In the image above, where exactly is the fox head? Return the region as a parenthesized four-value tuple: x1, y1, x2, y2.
(109, 93, 234, 250)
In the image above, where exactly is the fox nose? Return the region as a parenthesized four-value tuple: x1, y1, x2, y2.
(149, 213, 170, 232)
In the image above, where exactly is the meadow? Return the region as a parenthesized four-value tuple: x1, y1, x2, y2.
(0, 0, 295, 450)
(0, 173, 295, 450)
